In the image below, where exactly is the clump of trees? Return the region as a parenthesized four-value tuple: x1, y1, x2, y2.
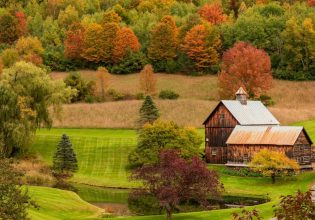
(0, 158, 37, 220)
(0, 62, 73, 157)
(0, 0, 314, 79)
(131, 149, 222, 220)
(128, 120, 202, 168)
(248, 149, 299, 183)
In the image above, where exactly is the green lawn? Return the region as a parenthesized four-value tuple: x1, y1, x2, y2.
(28, 186, 104, 220)
(294, 119, 315, 142)
(29, 122, 315, 220)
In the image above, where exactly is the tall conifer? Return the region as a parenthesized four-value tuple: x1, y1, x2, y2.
(138, 95, 159, 128)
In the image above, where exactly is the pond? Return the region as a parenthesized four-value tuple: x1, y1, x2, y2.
(74, 184, 269, 216)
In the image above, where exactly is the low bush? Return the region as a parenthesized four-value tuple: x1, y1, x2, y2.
(159, 90, 179, 99)
(111, 51, 147, 74)
(259, 94, 275, 106)
(222, 167, 263, 177)
(64, 72, 96, 103)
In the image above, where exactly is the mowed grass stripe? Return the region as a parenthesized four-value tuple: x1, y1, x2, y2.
(31, 134, 137, 188)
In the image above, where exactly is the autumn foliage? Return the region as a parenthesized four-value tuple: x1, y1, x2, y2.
(181, 24, 221, 71)
(15, 11, 27, 37)
(148, 16, 178, 61)
(199, 3, 227, 25)
(249, 149, 299, 183)
(308, 0, 315, 7)
(131, 149, 222, 220)
(139, 64, 156, 95)
(218, 41, 272, 98)
(64, 25, 85, 60)
(112, 27, 141, 63)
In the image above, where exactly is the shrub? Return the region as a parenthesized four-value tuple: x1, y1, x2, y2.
(1, 48, 19, 67)
(258, 94, 274, 106)
(222, 167, 263, 177)
(106, 89, 125, 101)
(64, 72, 95, 103)
(111, 51, 147, 74)
(136, 92, 145, 100)
(159, 90, 179, 99)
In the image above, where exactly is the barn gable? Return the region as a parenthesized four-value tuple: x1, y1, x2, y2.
(203, 100, 280, 126)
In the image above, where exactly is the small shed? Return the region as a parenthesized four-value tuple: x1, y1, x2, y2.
(226, 125, 313, 168)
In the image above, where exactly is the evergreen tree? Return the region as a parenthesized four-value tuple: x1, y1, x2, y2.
(53, 134, 78, 178)
(138, 95, 159, 128)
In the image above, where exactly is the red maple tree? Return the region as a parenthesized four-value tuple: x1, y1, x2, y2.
(131, 149, 222, 220)
(64, 23, 85, 60)
(15, 11, 27, 37)
(218, 41, 273, 98)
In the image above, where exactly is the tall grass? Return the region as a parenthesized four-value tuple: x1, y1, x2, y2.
(51, 71, 315, 128)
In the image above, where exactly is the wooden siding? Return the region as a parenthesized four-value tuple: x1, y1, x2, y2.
(293, 131, 312, 165)
(205, 103, 238, 164)
(227, 131, 312, 166)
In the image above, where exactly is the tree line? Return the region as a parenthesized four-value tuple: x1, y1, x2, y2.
(0, 0, 315, 80)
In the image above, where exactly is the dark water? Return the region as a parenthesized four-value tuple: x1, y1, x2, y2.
(74, 184, 269, 216)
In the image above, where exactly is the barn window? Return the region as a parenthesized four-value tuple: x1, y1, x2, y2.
(303, 156, 310, 162)
(212, 149, 217, 156)
(220, 113, 225, 119)
(243, 153, 249, 162)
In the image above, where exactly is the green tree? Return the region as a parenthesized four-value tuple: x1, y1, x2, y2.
(57, 5, 80, 28)
(53, 134, 78, 179)
(138, 95, 160, 128)
(249, 149, 299, 184)
(0, 12, 19, 44)
(0, 48, 19, 67)
(0, 62, 73, 157)
(0, 158, 37, 220)
(128, 120, 202, 168)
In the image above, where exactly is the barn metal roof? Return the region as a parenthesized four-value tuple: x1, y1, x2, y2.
(226, 125, 311, 146)
(221, 100, 280, 125)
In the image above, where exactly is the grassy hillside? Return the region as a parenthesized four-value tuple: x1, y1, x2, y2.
(51, 71, 315, 128)
(28, 186, 104, 220)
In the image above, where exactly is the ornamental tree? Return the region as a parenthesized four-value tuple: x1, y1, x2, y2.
(198, 3, 227, 25)
(138, 95, 160, 128)
(112, 27, 141, 63)
(131, 149, 222, 220)
(128, 120, 202, 168)
(181, 24, 221, 71)
(274, 190, 315, 220)
(218, 41, 272, 98)
(248, 149, 299, 184)
(139, 64, 156, 95)
(147, 16, 178, 62)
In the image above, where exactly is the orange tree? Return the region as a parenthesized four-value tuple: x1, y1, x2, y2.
(248, 149, 299, 184)
(112, 27, 141, 63)
(139, 64, 156, 95)
(181, 24, 221, 72)
(218, 41, 272, 98)
(198, 3, 227, 25)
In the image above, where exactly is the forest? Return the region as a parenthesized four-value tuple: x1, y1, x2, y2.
(1, 0, 315, 80)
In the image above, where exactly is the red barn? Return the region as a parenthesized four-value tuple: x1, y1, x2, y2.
(203, 87, 313, 168)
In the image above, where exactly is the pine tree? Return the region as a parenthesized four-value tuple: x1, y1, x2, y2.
(53, 134, 78, 178)
(138, 95, 159, 128)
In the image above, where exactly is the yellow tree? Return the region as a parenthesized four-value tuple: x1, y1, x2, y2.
(249, 149, 299, 184)
(81, 23, 104, 63)
(181, 24, 221, 71)
(15, 36, 45, 66)
(139, 64, 157, 95)
(96, 67, 111, 100)
(147, 15, 178, 62)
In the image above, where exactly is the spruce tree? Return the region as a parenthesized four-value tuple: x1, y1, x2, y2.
(138, 95, 160, 128)
(53, 134, 78, 178)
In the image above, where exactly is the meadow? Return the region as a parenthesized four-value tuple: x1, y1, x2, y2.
(28, 118, 315, 219)
(51, 71, 315, 128)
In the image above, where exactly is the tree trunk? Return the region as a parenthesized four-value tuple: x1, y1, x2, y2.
(166, 209, 172, 220)
(271, 173, 276, 184)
